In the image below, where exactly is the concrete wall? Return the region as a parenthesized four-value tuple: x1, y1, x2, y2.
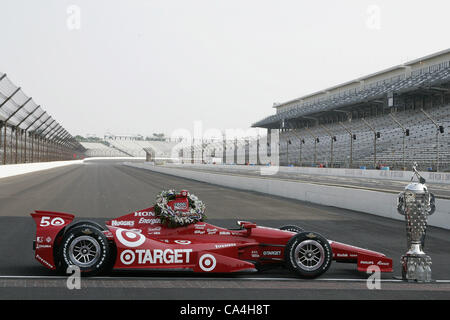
(164, 163, 450, 184)
(126, 162, 450, 230)
(0, 160, 83, 179)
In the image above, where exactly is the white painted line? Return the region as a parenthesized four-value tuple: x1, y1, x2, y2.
(0, 275, 449, 282)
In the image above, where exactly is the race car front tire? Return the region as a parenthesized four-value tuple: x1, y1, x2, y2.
(58, 225, 112, 276)
(285, 232, 332, 279)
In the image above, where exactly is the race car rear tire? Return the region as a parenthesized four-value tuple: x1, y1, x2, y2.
(279, 225, 304, 233)
(58, 226, 112, 277)
(285, 232, 332, 279)
(66, 220, 106, 232)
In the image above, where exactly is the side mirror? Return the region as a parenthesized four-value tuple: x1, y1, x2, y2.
(237, 221, 257, 235)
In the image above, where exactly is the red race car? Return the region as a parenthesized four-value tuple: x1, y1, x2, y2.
(31, 190, 393, 278)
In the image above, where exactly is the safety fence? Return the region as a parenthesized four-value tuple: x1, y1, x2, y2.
(0, 72, 85, 165)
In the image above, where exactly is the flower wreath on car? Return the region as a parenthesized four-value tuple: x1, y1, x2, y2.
(154, 189, 207, 228)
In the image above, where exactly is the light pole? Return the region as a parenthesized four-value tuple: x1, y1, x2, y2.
(319, 124, 337, 168)
(420, 108, 444, 172)
(304, 127, 319, 166)
(389, 113, 409, 170)
(289, 129, 305, 167)
(338, 121, 356, 169)
(361, 118, 380, 169)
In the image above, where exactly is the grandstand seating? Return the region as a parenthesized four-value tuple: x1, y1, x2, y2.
(103, 139, 178, 158)
(179, 104, 450, 171)
(277, 104, 450, 170)
(80, 142, 128, 157)
(254, 64, 450, 128)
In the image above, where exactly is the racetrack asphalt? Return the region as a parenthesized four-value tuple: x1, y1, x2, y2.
(0, 159, 449, 300)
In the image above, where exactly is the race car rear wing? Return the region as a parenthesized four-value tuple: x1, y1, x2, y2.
(31, 211, 75, 270)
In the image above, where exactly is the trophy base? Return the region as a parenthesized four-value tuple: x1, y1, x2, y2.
(401, 254, 432, 282)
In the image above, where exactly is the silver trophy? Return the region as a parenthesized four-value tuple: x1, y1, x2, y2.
(397, 162, 435, 282)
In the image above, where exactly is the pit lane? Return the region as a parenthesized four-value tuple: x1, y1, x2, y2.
(0, 159, 449, 299)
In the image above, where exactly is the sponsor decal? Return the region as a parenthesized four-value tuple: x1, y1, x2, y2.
(215, 243, 236, 249)
(39, 216, 65, 227)
(336, 253, 348, 258)
(46, 236, 52, 243)
(148, 227, 161, 231)
(36, 237, 43, 243)
(36, 254, 54, 268)
(174, 240, 191, 245)
(81, 228, 93, 235)
(103, 230, 113, 238)
(116, 228, 146, 248)
(194, 224, 206, 229)
(120, 248, 192, 265)
(207, 228, 218, 234)
(263, 250, 281, 256)
(251, 250, 260, 258)
(360, 261, 374, 265)
(134, 211, 155, 217)
(111, 220, 135, 227)
(173, 202, 188, 210)
(138, 217, 161, 224)
(36, 244, 52, 249)
(194, 230, 205, 235)
(219, 231, 231, 235)
(377, 261, 390, 266)
(199, 254, 216, 272)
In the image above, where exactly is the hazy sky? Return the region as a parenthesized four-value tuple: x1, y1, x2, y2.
(0, 0, 449, 137)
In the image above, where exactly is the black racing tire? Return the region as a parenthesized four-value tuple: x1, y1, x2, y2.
(67, 220, 106, 232)
(53, 221, 106, 274)
(279, 225, 304, 233)
(59, 225, 112, 277)
(285, 232, 332, 279)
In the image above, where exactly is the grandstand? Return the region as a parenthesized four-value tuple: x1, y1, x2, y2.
(251, 49, 450, 171)
(177, 49, 450, 171)
(80, 142, 128, 157)
(104, 139, 178, 158)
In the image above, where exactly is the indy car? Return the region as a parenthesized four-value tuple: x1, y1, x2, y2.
(31, 190, 393, 278)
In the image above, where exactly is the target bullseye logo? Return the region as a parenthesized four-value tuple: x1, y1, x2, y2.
(120, 249, 135, 265)
(199, 254, 216, 272)
(174, 240, 191, 245)
(116, 228, 146, 248)
(51, 217, 65, 226)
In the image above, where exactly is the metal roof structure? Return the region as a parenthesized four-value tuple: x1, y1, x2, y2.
(0, 72, 84, 152)
(253, 50, 450, 129)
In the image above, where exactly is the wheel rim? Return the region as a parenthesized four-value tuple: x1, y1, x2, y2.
(68, 236, 101, 268)
(294, 240, 325, 271)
